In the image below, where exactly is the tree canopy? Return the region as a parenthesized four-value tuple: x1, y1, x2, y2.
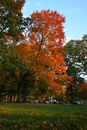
(0, 0, 25, 41)
(64, 35, 87, 103)
(0, 8, 68, 102)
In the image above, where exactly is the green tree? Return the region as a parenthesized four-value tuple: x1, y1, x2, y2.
(0, 0, 31, 102)
(0, 0, 25, 41)
(78, 81, 87, 101)
(35, 76, 49, 100)
(64, 35, 87, 103)
(0, 84, 5, 101)
(22, 75, 36, 102)
(65, 35, 87, 75)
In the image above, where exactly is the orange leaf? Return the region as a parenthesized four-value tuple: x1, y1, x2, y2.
(1, 121, 6, 126)
(50, 123, 53, 127)
(0, 125, 3, 128)
(36, 125, 40, 128)
(21, 123, 23, 126)
(14, 125, 17, 128)
(44, 121, 46, 124)
(31, 112, 33, 114)
(76, 111, 79, 114)
(45, 114, 48, 117)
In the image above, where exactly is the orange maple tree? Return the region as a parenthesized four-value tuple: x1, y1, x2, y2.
(13, 10, 70, 102)
(0, 9, 70, 102)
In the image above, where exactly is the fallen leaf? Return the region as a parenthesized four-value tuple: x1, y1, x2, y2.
(63, 112, 65, 115)
(68, 124, 70, 128)
(56, 123, 59, 126)
(50, 123, 53, 127)
(1, 121, 5, 125)
(1, 121, 6, 125)
(44, 121, 46, 124)
(45, 114, 48, 117)
(36, 125, 40, 128)
(14, 125, 17, 129)
(59, 124, 62, 126)
(74, 124, 78, 127)
(43, 125, 49, 130)
(21, 123, 23, 126)
(76, 111, 79, 114)
(0, 125, 3, 128)
(31, 112, 33, 114)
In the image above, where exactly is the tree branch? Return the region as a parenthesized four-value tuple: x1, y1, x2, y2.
(36, 38, 43, 59)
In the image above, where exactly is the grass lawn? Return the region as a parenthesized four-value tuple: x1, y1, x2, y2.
(0, 103, 87, 130)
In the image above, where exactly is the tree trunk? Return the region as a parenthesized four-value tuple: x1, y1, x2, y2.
(70, 84, 73, 104)
(23, 84, 27, 102)
(17, 84, 22, 103)
(10, 93, 12, 102)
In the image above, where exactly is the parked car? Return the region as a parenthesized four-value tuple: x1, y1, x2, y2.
(38, 100, 42, 103)
(63, 101, 70, 104)
(35, 100, 39, 103)
(57, 101, 64, 104)
(52, 100, 57, 104)
(43, 101, 50, 104)
(50, 100, 57, 104)
(74, 101, 81, 105)
(26, 99, 30, 102)
(27, 99, 33, 103)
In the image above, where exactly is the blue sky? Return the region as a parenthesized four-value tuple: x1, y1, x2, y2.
(22, 0, 87, 43)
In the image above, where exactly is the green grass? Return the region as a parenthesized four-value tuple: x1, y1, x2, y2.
(0, 103, 87, 130)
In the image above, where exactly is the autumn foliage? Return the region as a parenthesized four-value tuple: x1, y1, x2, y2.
(0, 7, 70, 102)
(15, 10, 68, 91)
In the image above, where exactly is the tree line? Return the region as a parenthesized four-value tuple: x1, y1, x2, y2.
(0, 0, 87, 103)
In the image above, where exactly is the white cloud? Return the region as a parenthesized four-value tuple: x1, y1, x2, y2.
(65, 36, 73, 43)
(67, 10, 70, 14)
(67, 7, 81, 14)
(63, 27, 67, 32)
(71, 7, 81, 14)
(36, 1, 44, 5)
(23, 7, 27, 12)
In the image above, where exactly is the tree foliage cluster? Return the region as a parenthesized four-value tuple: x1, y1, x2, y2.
(0, 0, 87, 103)
(64, 34, 87, 103)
